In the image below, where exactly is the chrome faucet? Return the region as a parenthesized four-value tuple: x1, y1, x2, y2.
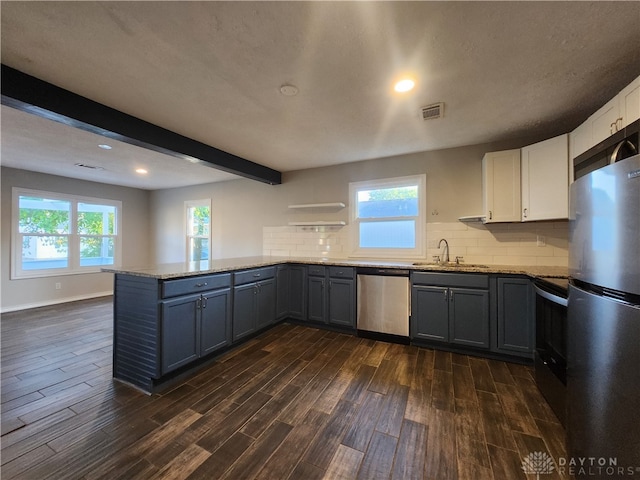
(438, 238, 449, 264)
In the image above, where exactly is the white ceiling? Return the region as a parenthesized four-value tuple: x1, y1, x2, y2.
(2, 1, 640, 190)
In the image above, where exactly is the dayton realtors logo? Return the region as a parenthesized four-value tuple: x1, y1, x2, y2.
(521, 451, 555, 479)
(522, 451, 640, 477)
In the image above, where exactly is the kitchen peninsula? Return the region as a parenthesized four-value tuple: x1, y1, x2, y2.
(104, 257, 567, 393)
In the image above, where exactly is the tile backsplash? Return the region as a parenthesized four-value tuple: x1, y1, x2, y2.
(263, 220, 568, 267)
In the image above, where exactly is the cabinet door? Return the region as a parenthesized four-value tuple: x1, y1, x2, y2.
(256, 279, 276, 329)
(496, 277, 534, 356)
(328, 278, 355, 327)
(276, 266, 290, 320)
(619, 75, 640, 129)
(521, 134, 569, 221)
(411, 285, 449, 342)
(483, 150, 521, 223)
(569, 120, 592, 171)
(200, 288, 232, 356)
(449, 288, 489, 349)
(161, 294, 200, 373)
(307, 275, 326, 323)
(233, 283, 256, 341)
(288, 266, 307, 320)
(591, 96, 620, 146)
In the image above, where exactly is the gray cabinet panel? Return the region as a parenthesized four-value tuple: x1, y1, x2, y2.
(256, 279, 276, 329)
(496, 277, 534, 355)
(200, 288, 232, 356)
(307, 275, 326, 323)
(328, 278, 355, 327)
(233, 283, 257, 341)
(450, 288, 490, 348)
(234, 266, 275, 286)
(412, 272, 489, 289)
(161, 294, 200, 373)
(411, 285, 449, 342)
(276, 266, 290, 320)
(288, 266, 307, 320)
(162, 274, 231, 298)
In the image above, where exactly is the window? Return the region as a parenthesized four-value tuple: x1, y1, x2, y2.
(349, 174, 426, 258)
(12, 188, 122, 278)
(186, 200, 211, 261)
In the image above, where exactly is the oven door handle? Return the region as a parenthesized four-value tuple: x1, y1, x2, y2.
(534, 284, 568, 307)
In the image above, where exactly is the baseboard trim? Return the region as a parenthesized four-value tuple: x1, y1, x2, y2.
(1, 291, 113, 314)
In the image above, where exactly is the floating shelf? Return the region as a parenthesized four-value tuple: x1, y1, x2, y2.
(288, 221, 346, 226)
(458, 215, 486, 223)
(288, 202, 346, 209)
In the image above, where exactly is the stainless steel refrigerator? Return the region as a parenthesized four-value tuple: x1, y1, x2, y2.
(568, 153, 640, 469)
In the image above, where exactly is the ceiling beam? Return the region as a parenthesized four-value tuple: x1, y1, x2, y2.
(1, 64, 282, 185)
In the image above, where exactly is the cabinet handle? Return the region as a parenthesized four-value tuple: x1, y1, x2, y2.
(489, 210, 492, 220)
(443, 289, 448, 302)
(611, 121, 617, 135)
(450, 290, 454, 302)
(523, 208, 528, 218)
(253, 273, 261, 278)
(196, 297, 202, 309)
(201, 296, 207, 309)
(194, 282, 208, 288)
(617, 117, 623, 130)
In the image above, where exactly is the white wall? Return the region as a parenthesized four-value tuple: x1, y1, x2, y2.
(1, 167, 151, 312)
(150, 140, 570, 265)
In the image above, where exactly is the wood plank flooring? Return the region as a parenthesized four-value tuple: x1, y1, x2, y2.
(1, 296, 571, 479)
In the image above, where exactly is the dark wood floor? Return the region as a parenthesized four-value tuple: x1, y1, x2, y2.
(1, 296, 570, 479)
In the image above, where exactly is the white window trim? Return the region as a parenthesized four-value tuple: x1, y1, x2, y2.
(349, 174, 426, 259)
(11, 188, 122, 279)
(185, 199, 211, 262)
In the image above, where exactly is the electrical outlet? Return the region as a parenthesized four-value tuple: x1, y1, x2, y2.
(55, 282, 61, 290)
(537, 235, 546, 247)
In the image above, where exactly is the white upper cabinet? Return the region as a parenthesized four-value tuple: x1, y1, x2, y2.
(570, 75, 640, 160)
(521, 134, 569, 222)
(619, 76, 640, 130)
(482, 149, 521, 223)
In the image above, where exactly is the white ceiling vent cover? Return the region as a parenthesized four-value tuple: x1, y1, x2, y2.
(421, 103, 444, 121)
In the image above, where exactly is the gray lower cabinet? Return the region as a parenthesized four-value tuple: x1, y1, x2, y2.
(160, 276, 232, 375)
(305, 265, 355, 328)
(307, 267, 327, 323)
(328, 267, 356, 328)
(276, 265, 290, 320)
(288, 265, 307, 320)
(411, 272, 490, 349)
(494, 276, 534, 357)
(232, 267, 276, 341)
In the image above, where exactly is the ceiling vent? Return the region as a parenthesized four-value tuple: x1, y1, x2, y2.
(421, 103, 444, 121)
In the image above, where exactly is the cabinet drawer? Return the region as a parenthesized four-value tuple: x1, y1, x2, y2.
(412, 272, 489, 289)
(162, 273, 231, 298)
(234, 267, 275, 285)
(329, 266, 354, 279)
(307, 265, 326, 277)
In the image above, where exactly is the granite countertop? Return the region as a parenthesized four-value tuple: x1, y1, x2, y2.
(102, 255, 568, 280)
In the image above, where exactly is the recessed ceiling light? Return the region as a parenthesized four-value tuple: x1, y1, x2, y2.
(394, 78, 415, 93)
(98, 144, 112, 150)
(135, 168, 148, 174)
(280, 84, 299, 96)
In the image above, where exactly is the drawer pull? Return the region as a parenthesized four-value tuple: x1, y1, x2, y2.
(253, 273, 261, 277)
(194, 282, 208, 288)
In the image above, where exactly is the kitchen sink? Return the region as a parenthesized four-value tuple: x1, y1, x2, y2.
(412, 262, 489, 269)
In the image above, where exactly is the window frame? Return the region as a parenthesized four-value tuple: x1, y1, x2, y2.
(349, 174, 426, 259)
(185, 199, 211, 262)
(11, 188, 122, 279)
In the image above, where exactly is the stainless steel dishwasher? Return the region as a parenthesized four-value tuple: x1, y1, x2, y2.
(356, 267, 410, 340)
